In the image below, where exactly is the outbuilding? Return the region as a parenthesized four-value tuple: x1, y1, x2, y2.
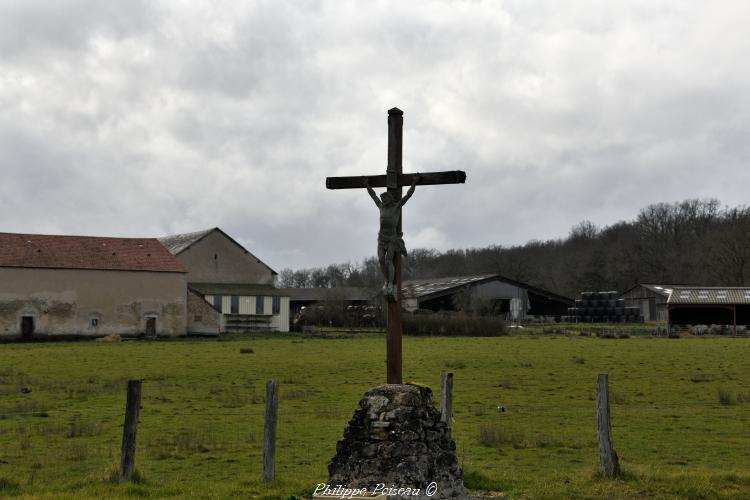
(619, 284, 674, 321)
(159, 228, 290, 332)
(667, 286, 750, 335)
(0, 232, 187, 339)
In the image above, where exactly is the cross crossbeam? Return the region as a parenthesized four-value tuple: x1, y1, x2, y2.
(326, 171, 466, 190)
(326, 108, 466, 384)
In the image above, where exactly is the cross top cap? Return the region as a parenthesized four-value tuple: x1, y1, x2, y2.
(388, 107, 403, 116)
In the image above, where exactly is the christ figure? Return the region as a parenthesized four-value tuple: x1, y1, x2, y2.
(365, 176, 420, 300)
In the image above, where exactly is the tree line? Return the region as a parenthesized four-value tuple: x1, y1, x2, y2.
(277, 198, 750, 298)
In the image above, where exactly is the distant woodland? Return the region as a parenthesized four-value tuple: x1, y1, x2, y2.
(278, 199, 750, 299)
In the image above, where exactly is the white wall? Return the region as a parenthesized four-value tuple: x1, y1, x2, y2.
(202, 294, 289, 332)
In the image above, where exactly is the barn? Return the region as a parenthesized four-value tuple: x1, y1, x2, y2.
(401, 274, 572, 321)
(619, 284, 673, 321)
(0, 232, 187, 339)
(667, 286, 750, 335)
(159, 228, 290, 332)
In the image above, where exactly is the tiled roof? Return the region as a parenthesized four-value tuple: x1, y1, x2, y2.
(158, 228, 213, 255)
(0, 232, 186, 273)
(667, 287, 750, 304)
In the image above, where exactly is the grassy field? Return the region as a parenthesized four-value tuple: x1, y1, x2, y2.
(1, 332, 749, 499)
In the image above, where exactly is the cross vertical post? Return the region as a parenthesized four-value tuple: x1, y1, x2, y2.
(325, 108, 466, 385)
(386, 108, 403, 384)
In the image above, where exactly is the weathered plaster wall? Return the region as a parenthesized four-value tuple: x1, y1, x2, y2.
(0, 267, 187, 338)
(176, 231, 274, 285)
(187, 289, 221, 335)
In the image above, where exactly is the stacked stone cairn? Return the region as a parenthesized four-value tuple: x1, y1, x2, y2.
(327, 384, 467, 499)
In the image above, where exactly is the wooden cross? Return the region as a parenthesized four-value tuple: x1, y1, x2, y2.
(326, 108, 466, 384)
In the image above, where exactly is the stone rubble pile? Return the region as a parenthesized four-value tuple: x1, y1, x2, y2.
(328, 384, 467, 499)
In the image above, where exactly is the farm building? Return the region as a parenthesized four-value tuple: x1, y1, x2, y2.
(667, 286, 750, 335)
(401, 274, 573, 320)
(159, 228, 290, 333)
(620, 284, 673, 321)
(281, 287, 375, 316)
(0, 232, 187, 339)
(281, 286, 377, 329)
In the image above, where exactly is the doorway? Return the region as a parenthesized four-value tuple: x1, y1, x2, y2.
(21, 316, 34, 339)
(145, 317, 156, 337)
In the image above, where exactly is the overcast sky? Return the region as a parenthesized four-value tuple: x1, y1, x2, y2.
(2, 1, 749, 270)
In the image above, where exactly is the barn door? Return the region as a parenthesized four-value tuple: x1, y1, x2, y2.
(145, 317, 156, 337)
(21, 316, 34, 339)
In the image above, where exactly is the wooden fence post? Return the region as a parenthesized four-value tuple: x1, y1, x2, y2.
(119, 379, 142, 483)
(440, 371, 453, 436)
(597, 373, 620, 478)
(263, 380, 278, 482)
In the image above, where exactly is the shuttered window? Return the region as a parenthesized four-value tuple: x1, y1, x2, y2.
(272, 296, 280, 315)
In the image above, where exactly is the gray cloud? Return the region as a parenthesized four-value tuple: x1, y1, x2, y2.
(2, 0, 750, 270)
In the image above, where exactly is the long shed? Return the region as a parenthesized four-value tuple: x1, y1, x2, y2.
(667, 286, 750, 335)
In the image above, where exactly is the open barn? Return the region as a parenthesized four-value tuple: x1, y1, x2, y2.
(401, 274, 572, 321)
(280, 287, 374, 316)
(667, 286, 750, 335)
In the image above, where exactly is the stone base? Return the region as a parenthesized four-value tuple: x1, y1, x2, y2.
(327, 384, 467, 499)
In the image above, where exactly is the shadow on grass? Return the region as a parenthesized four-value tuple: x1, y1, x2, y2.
(463, 467, 512, 495)
(0, 477, 21, 496)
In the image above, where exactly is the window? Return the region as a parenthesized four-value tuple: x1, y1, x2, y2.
(91, 318, 98, 327)
(213, 295, 222, 311)
(272, 296, 280, 315)
(231, 296, 239, 314)
(256, 296, 264, 315)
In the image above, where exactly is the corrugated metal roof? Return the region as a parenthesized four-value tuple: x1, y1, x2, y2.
(0, 232, 186, 273)
(401, 273, 573, 304)
(402, 274, 499, 299)
(667, 287, 750, 304)
(639, 284, 673, 297)
(190, 283, 285, 297)
(280, 287, 375, 302)
(281, 286, 378, 302)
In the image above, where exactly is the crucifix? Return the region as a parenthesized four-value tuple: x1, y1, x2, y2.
(326, 108, 466, 384)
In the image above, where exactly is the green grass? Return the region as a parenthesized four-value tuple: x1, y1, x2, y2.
(0, 334, 749, 498)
